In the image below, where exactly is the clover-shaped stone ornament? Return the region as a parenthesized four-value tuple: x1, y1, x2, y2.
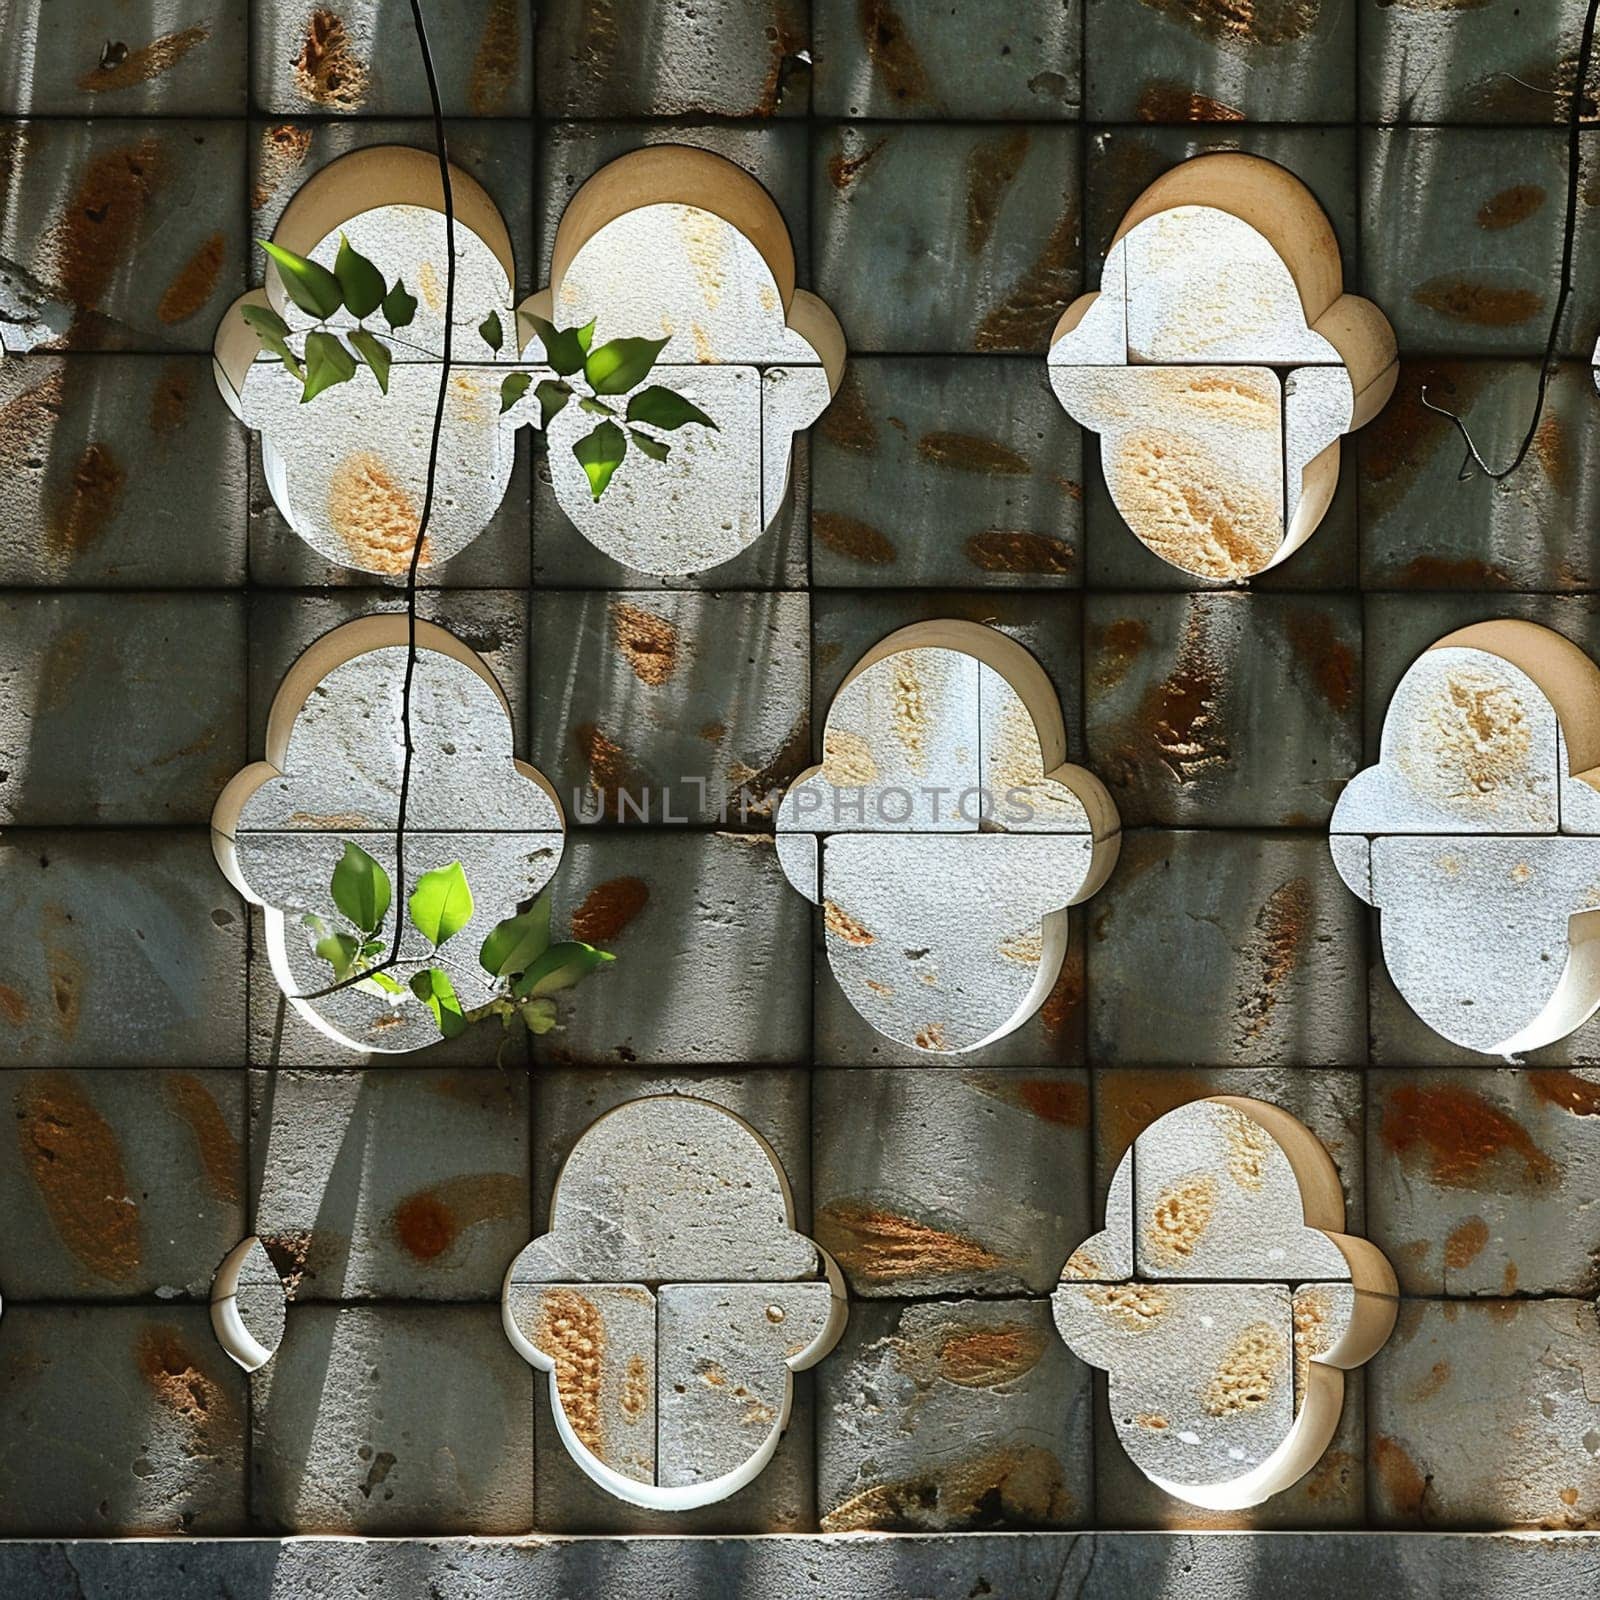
(1054, 1097, 1397, 1511)
(212, 616, 565, 1054)
(502, 1096, 845, 1510)
(1331, 620, 1600, 1057)
(1051, 153, 1396, 581)
(532, 145, 845, 574)
(775, 621, 1120, 1053)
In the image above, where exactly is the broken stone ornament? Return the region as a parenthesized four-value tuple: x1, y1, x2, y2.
(1050, 153, 1396, 582)
(215, 143, 843, 579)
(210, 1236, 288, 1372)
(211, 615, 565, 1054)
(1331, 619, 1600, 1057)
(502, 1095, 846, 1511)
(1053, 1096, 1397, 1511)
(774, 620, 1120, 1053)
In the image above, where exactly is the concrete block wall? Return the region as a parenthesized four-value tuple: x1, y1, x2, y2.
(2, 0, 1600, 1573)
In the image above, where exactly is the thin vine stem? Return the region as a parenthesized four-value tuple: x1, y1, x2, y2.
(1420, 0, 1600, 480)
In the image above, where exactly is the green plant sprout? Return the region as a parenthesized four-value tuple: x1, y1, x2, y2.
(304, 841, 614, 1041)
(243, 237, 715, 501)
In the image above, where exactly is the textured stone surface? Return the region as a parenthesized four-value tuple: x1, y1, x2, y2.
(250, 1305, 532, 1534)
(0, 1069, 244, 1300)
(817, 1298, 1090, 1532)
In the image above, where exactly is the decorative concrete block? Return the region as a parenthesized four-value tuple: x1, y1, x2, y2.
(243, 1067, 529, 1301)
(1368, 1068, 1600, 1298)
(251, 0, 534, 116)
(1055, 1097, 1396, 1511)
(0, 1306, 246, 1535)
(813, 0, 1080, 119)
(0, 1, 247, 115)
(812, 122, 1080, 353)
(0, 353, 246, 585)
(210, 1236, 286, 1373)
(778, 620, 1118, 1054)
(1054, 153, 1395, 582)
(813, 1068, 1091, 1299)
(528, 591, 808, 827)
(0, 120, 245, 352)
(0, 830, 247, 1068)
(1369, 1298, 1600, 1529)
(1362, 127, 1600, 358)
(215, 614, 562, 1054)
(817, 1298, 1090, 1532)
(1085, 592, 1362, 829)
(1332, 620, 1600, 1057)
(0, 592, 245, 825)
(535, 0, 808, 118)
(1086, 830, 1366, 1066)
(1084, 0, 1354, 124)
(810, 357, 1083, 587)
(530, 832, 811, 1066)
(0, 1069, 244, 1300)
(250, 1304, 533, 1533)
(504, 1096, 844, 1510)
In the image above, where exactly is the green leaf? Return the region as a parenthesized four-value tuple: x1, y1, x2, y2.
(479, 897, 552, 978)
(363, 969, 404, 997)
(409, 967, 468, 1037)
(334, 232, 386, 319)
(301, 330, 357, 403)
(573, 420, 627, 501)
(584, 335, 670, 396)
(535, 378, 570, 429)
(260, 239, 343, 320)
(314, 930, 360, 977)
(578, 396, 615, 416)
(513, 941, 615, 999)
(347, 329, 392, 394)
(499, 371, 532, 415)
(240, 302, 304, 379)
(519, 313, 590, 378)
(479, 310, 503, 352)
(408, 861, 474, 948)
(382, 279, 418, 329)
(330, 841, 391, 935)
(518, 996, 559, 1034)
(629, 428, 670, 463)
(625, 385, 717, 431)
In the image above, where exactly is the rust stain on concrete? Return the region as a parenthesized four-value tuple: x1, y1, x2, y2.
(1477, 184, 1545, 231)
(1527, 1070, 1600, 1117)
(469, 0, 521, 114)
(1134, 82, 1244, 121)
(294, 11, 369, 108)
(78, 26, 210, 93)
(918, 432, 1031, 475)
(392, 1172, 522, 1260)
(1381, 1084, 1555, 1190)
(817, 366, 879, 451)
(571, 876, 649, 943)
(46, 441, 124, 559)
(1413, 275, 1544, 327)
(1138, 0, 1322, 47)
(149, 359, 194, 435)
(1443, 1215, 1489, 1270)
(609, 600, 680, 686)
(814, 511, 898, 565)
(1093, 617, 1150, 691)
(827, 134, 888, 192)
(822, 1443, 1073, 1531)
(859, 0, 931, 106)
(254, 124, 314, 212)
(816, 1200, 1010, 1283)
(157, 230, 226, 325)
(1373, 1434, 1431, 1522)
(137, 1324, 231, 1429)
(965, 530, 1076, 576)
(1236, 875, 1312, 1045)
(163, 1073, 240, 1205)
(966, 130, 1030, 256)
(974, 208, 1077, 351)
(1287, 608, 1357, 713)
(964, 1072, 1088, 1128)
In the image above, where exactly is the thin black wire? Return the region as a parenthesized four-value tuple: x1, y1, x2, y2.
(293, 0, 454, 1003)
(1420, 0, 1600, 481)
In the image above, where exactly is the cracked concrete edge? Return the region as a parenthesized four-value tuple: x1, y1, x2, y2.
(1, 1533, 1597, 1597)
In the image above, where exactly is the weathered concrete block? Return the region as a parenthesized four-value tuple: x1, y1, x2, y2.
(810, 357, 1082, 587)
(530, 833, 811, 1066)
(1085, 592, 1362, 829)
(0, 2, 247, 115)
(252, 0, 533, 116)
(0, 1069, 244, 1299)
(1359, 360, 1600, 592)
(247, 1067, 528, 1300)
(535, 0, 807, 117)
(0, 1306, 246, 1535)
(0, 592, 245, 825)
(528, 591, 808, 827)
(0, 120, 245, 352)
(813, 0, 1080, 119)
(0, 353, 246, 586)
(1084, 0, 1353, 123)
(0, 830, 247, 1067)
(817, 1298, 1090, 1532)
(813, 123, 1080, 353)
(1363, 0, 1594, 124)
(250, 1304, 532, 1533)
(1362, 127, 1600, 358)
(1368, 1068, 1600, 1299)
(1086, 831, 1367, 1065)
(814, 1067, 1090, 1299)
(1369, 1298, 1600, 1529)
